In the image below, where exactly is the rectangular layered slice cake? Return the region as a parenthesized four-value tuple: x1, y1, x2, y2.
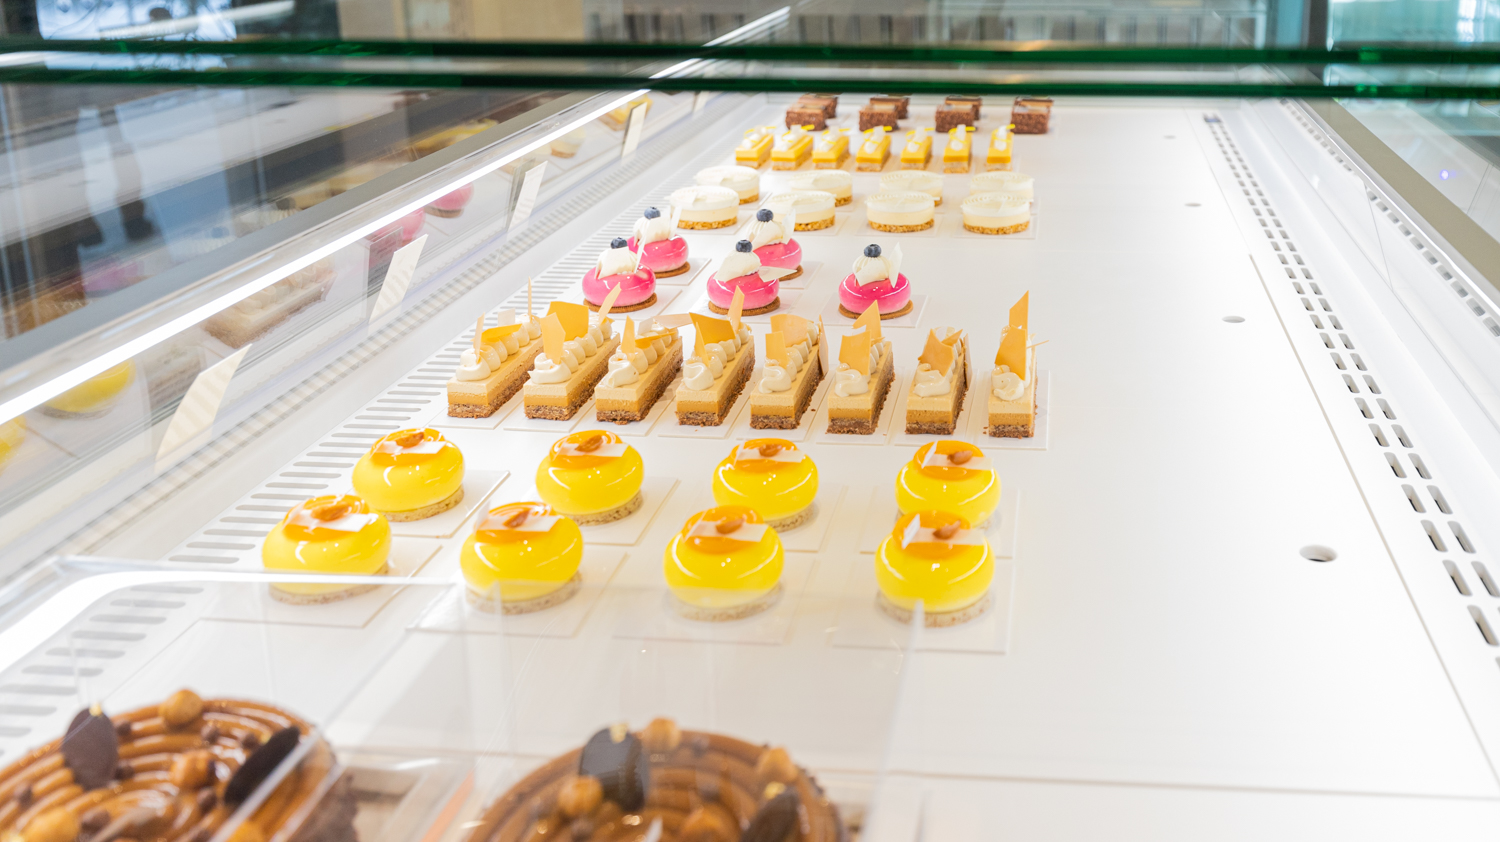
(675, 311, 754, 426)
(827, 336, 895, 435)
(988, 292, 1036, 437)
(749, 318, 824, 429)
(595, 320, 684, 423)
(904, 330, 970, 435)
(987, 347, 1036, 437)
(447, 315, 543, 417)
(524, 303, 621, 420)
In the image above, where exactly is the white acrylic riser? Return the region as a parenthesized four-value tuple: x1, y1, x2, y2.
(135, 97, 1500, 840)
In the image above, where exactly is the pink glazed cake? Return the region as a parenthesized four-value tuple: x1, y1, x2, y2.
(707, 240, 780, 316)
(839, 243, 912, 320)
(625, 206, 689, 277)
(582, 237, 657, 312)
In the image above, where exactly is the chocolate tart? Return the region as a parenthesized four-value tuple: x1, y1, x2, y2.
(0, 691, 355, 842)
(464, 720, 843, 842)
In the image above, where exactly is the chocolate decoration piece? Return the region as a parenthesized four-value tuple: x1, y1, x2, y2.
(62, 708, 120, 790)
(741, 790, 800, 842)
(577, 728, 648, 812)
(241, 733, 261, 752)
(196, 790, 218, 813)
(114, 721, 132, 739)
(114, 761, 133, 781)
(81, 808, 110, 832)
(223, 726, 300, 807)
(201, 725, 220, 744)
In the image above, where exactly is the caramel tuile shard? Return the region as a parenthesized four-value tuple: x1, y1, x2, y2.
(839, 330, 872, 376)
(765, 331, 789, 366)
(541, 314, 566, 363)
(918, 330, 954, 375)
(728, 286, 745, 332)
(853, 300, 882, 343)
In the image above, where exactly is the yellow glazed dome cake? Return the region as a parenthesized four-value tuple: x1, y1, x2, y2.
(663, 506, 784, 621)
(875, 511, 994, 627)
(711, 439, 818, 531)
(43, 361, 134, 417)
(461, 502, 583, 614)
(895, 441, 1001, 527)
(262, 494, 391, 604)
(352, 428, 465, 521)
(536, 431, 644, 525)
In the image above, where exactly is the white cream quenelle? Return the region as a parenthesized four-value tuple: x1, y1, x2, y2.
(853, 242, 903, 285)
(833, 363, 869, 397)
(525, 316, 542, 341)
(993, 365, 1025, 401)
(681, 357, 716, 390)
(455, 349, 492, 382)
(600, 351, 642, 387)
(633, 207, 673, 244)
(913, 362, 953, 397)
(758, 361, 794, 393)
(597, 239, 641, 276)
(747, 209, 793, 249)
(531, 352, 574, 384)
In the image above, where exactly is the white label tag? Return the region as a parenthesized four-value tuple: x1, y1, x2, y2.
(920, 448, 992, 472)
(693, 91, 711, 113)
(478, 513, 559, 534)
(900, 518, 985, 549)
(557, 442, 629, 458)
(370, 234, 427, 323)
(688, 521, 770, 543)
(734, 445, 805, 465)
(288, 510, 381, 533)
(622, 103, 648, 155)
(509, 161, 549, 231)
(155, 344, 250, 467)
(495, 308, 517, 327)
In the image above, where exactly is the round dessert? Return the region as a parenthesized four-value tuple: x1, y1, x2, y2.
(261, 494, 391, 604)
(789, 170, 853, 206)
(668, 185, 739, 230)
(970, 169, 1034, 200)
(712, 439, 818, 531)
(762, 189, 837, 231)
(461, 501, 584, 614)
(895, 441, 1001, 528)
(961, 192, 1031, 235)
(582, 237, 657, 312)
(865, 190, 935, 233)
(0, 417, 24, 476)
(367, 206, 426, 246)
(43, 361, 135, 417)
(876, 510, 994, 627)
(352, 428, 465, 521)
(0, 691, 353, 842)
(625, 207, 689, 277)
(536, 431, 645, 525)
(879, 170, 944, 205)
(694, 165, 760, 204)
(426, 182, 474, 218)
(707, 240, 779, 316)
(840, 244, 912, 320)
(746, 208, 802, 280)
(663, 505, 783, 621)
(464, 719, 843, 842)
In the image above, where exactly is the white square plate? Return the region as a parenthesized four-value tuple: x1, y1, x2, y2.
(610, 554, 815, 645)
(964, 370, 1051, 450)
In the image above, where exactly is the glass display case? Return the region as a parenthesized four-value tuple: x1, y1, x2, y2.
(4, 2, 1500, 839)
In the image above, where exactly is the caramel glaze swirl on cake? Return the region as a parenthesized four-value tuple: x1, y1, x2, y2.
(0, 690, 354, 842)
(467, 719, 844, 842)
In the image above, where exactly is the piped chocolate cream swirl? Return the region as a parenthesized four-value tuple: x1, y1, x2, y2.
(0, 691, 353, 842)
(466, 718, 843, 842)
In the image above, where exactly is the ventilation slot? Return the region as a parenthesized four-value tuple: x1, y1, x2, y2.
(1429, 486, 1452, 514)
(1423, 521, 1448, 552)
(1402, 484, 1425, 512)
(1473, 562, 1500, 597)
(1450, 522, 1476, 554)
(1446, 560, 1473, 595)
(1469, 606, 1498, 646)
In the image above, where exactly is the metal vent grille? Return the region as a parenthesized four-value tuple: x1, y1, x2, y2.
(163, 106, 744, 567)
(1205, 115, 1499, 665)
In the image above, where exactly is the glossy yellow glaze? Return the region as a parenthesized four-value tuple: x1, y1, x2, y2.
(262, 494, 390, 595)
(536, 430, 644, 516)
(876, 511, 993, 613)
(44, 361, 134, 414)
(664, 505, 783, 608)
(0, 417, 24, 474)
(711, 439, 818, 521)
(895, 440, 1000, 526)
(461, 502, 583, 602)
(352, 428, 464, 514)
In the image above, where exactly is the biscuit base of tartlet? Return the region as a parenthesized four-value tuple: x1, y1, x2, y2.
(764, 505, 813, 532)
(653, 261, 691, 278)
(270, 564, 390, 605)
(672, 582, 782, 622)
(839, 300, 913, 320)
(561, 490, 643, 525)
(737, 192, 759, 205)
(877, 589, 992, 627)
(710, 296, 780, 316)
(678, 217, 738, 230)
(794, 216, 835, 231)
(964, 220, 1030, 235)
(378, 486, 464, 522)
(586, 292, 656, 313)
(833, 195, 852, 206)
(867, 219, 933, 233)
(466, 572, 582, 615)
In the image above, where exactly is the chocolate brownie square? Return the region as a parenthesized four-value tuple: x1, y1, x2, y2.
(1012, 96, 1053, 134)
(785, 105, 827, 131)
(799, 94, 838, 119)
(945, 95, 982, 119)
(935, 104, 976, 133)
(870, 95, 909, 119)
(859, 104, 900, 132)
